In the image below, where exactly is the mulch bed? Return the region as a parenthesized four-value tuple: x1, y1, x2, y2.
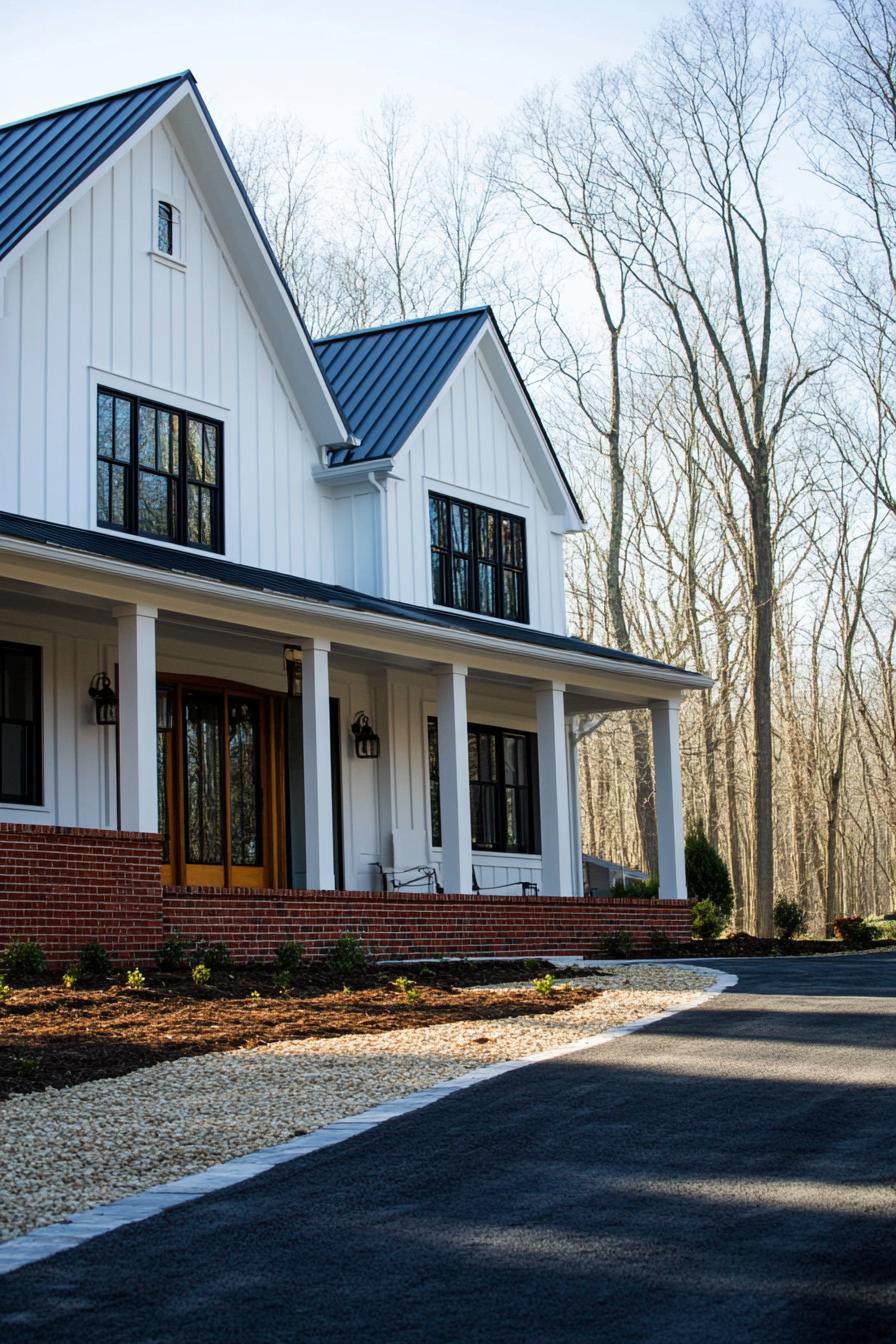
(651, 933, 896, 958)
(0, 958, 602, 1102)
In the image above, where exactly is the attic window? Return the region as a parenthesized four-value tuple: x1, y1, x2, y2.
(156, 200, 181, 259)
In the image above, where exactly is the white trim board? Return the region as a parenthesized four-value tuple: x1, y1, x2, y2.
(0, 964, 736, 1276)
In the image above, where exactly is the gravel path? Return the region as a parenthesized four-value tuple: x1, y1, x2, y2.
(0, 963, 714, 1242)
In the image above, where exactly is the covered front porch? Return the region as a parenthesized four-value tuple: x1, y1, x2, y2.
(0, 521, 707, 904)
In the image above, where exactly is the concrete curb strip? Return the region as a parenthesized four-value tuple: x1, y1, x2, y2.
(0, 961, 737, 1275)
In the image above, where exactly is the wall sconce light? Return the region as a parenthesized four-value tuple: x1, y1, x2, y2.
(88, 671, 118, 727)
(351, 711, 380, 759)
(283, 646, 302, 698)
(156, 684, 175, 733)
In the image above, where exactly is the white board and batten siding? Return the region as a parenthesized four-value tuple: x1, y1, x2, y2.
(0, 118, 339, 584)
(382, 349, 569, 635)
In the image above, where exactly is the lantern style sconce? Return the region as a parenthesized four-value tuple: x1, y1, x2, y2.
(88, 671, 118, 727)
(156, 684, 175, 733)
(351, 711, 380, 759)
(283, 646, 302, 698)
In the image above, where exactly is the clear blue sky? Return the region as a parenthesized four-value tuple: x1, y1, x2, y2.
(5, 0, 698, 137)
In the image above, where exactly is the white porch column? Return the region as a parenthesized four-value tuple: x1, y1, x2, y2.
(436, 665, 473, 894)
(301, 637, 335, 890)
(535, 681, 575, 895)
(650, 698, 687, 899)
(113, 604, 158, 833)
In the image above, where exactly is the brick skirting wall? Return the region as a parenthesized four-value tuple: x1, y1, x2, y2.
(0, 823, 694, 966)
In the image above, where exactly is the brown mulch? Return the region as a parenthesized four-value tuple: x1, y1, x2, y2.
(0, 959, 603, 1102)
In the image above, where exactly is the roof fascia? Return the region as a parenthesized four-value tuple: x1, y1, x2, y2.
(0, 79, 194, 280)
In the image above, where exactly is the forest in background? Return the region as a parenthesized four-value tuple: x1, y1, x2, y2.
(229, 0, 896, 936)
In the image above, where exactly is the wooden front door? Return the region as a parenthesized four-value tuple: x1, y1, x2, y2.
(158, 680, 284, 888)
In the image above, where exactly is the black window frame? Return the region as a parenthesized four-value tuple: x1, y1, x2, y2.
(96, 387, 224, 554)
(427, 717, 539, 855)
(0, 641, 42, 806)
(429, 492, 529, 624)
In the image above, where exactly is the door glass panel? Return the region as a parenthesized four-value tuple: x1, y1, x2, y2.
(229, 697, 262, 866)
(184, 693, 223, 864)
(157, 731, 170, 864)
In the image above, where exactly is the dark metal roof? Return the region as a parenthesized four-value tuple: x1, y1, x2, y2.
(314, 309, 490, 465)
(0, 73, 191, 262)
(0, 512, 694, 678)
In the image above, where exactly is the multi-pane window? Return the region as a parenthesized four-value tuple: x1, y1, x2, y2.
(428, 718, 538, 854)
(156, 200, 181, 258)
(429, 493, 528, 623)
(0, 642, 41, 805)
(97, 389, 222, 552)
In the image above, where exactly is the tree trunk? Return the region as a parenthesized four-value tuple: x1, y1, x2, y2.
(750, 481, 775, 937)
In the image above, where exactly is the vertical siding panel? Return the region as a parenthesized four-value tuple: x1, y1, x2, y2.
(130, 140, 152, 381)
(90, 175, 113, 374)
(0, 260, 23, 512)
(19, 234, 48, 518)
(68, 194, 92, 527)
(111, 153, 132, 375)
(45, 216, 70, 522)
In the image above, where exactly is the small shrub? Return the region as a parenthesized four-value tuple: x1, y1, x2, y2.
(602, 930, 635, 959)
(274, 940, 305, 976)
(191, 939, 231, 972)
(61, 968, 78, 990)
(341, 984, 352, 995)
(4, 938, 47, 979)
(532, 973, 556, 995)
(274, 970, 293, 998)
(325, 933, 369, 975)
(523, 958, 542, 975)
(691, 900, 727, 940)
(248, 989, 261, 1002)
(154, 934, 188, 972)
(773, 898, 809, 942)
(125, 967, 146, 991)
(192, 962, 212, 987)
(832, 916, 877, 948)
(685, 820, 734, 919)
(392, 975, 414, 994)
(404, 986, 421, 1004)
(648, 929, 674, 955)
(611, 875, 659, 898)
(867, 917, 896, 940)
(78, 940, 112, 979)
(14, 1055, 40, 1079)
(0, 974, 11, 1004)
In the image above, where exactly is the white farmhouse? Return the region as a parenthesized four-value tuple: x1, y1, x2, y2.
(0, 74, 709, 960)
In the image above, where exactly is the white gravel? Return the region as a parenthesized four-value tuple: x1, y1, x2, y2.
(0, 962, 715, 1242)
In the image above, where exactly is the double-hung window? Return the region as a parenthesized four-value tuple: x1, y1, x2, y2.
(429, 493, 528, 623)
(97, 389, 223, 552)
(427, 718, 538, 854)
(0, 642, 42, 805)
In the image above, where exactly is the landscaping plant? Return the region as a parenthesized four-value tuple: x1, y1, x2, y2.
(691, 900, 727, 940)
(648, 929, 674, 955)
(191, 939, 231, 972)
(192, 963, 212, 987)
(532, 974, 556, 995)
(61, 968, 78, 990)
(685, 819, 734, 919)
(274, 941, 305, 975)
(0, 974, 11, 1004)
(611, 874, 659, 898)
(126, 968, 146, 991)
(3, 938, 47, 980)
(773, 899, 809, 942)
(78, 940, 112, 979)
(602, 930, 635, 958)
(274, 970, 293, 997)
(154, 934, 188, 971)
(832, 916, 877, 948)
(325, 933, 369, 975)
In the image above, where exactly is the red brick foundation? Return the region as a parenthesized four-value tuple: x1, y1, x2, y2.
(0, 823, 694, 966)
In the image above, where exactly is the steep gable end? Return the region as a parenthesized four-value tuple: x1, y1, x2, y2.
(0, 74, 189, 262)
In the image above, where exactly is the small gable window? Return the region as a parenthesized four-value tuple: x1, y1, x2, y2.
(156, 200, 181, 259)
(429, 492, 528, 624)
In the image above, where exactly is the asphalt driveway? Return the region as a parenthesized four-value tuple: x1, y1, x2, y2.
(1, 953, 894, 1343)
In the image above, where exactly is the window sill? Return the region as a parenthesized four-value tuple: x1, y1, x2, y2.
(95, 523, 223, 560)
(149, 250, 186, 273)
(431, 600, 530, 629)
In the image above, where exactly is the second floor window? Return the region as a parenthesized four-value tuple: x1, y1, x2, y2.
(429, 492, 528, 623)
(97, 389, 223, 552)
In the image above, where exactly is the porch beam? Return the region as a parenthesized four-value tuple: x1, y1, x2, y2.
(535, 681, 575, 896)
(113, 603, 158, 833)
(436, 665, 473, 894)
(650, 698, 687, 899)
(300, 637, 335, 890)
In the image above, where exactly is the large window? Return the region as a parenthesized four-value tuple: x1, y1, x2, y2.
(97, 388, 223, 552)
(428, 718, 538, 854)
(429, 493, 528, 623)
(0, 642, 41, 805)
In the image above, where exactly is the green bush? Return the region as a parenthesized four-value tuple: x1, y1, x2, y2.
(532, 973, 556, 995)
(648, 928, 674, 955)
(602, 930, 635, 958)
(191, 939, 231, 971)
(4, 938, 47, 979)
(832, 916, 877, 948)
(125, 967, 146, 991)
(154, 934, 188, 971)
(192, 962, 212, 987)
(685, 820, 734, 919)
(867, 917, 896, 940)
(691, 899, 727, 940)
(274, 941, 305, 975)
(611, 874, 659, 898)
(324, 933, 369, 975)
(773, 899, 809, 941)
(78, 940, 112, 979)
(61, 968, 78, 990)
